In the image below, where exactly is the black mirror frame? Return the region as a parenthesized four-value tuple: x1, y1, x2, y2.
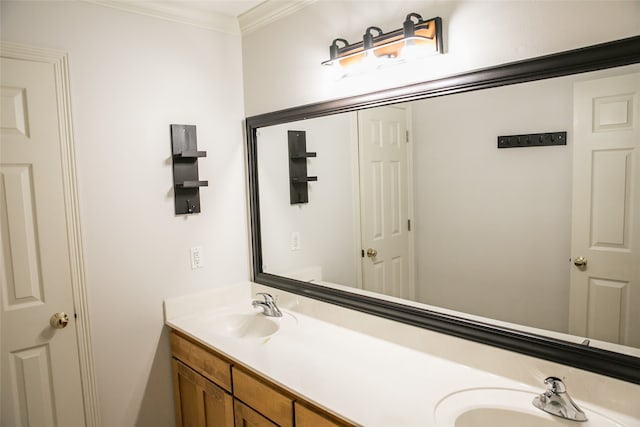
(246, 36, 640, 384)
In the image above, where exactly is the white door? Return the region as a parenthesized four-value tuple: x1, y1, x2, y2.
(1, 52, 87, 425)
(358, 105, 414, 299)
(569, 72, 640, 347)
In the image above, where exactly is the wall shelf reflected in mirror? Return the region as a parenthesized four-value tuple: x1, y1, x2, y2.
(245, 36, 640, 384)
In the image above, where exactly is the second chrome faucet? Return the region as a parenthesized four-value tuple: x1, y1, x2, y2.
(532, 376, 587, 422)
(252, 292, 282, 317)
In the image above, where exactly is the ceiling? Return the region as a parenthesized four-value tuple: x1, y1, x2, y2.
(87, 0, 314, 35)
(173, 1, 264, 18)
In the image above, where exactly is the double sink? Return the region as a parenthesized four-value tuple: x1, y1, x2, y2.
(167, 290, 637, 427)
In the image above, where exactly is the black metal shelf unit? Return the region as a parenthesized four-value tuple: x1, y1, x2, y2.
(288, 130, 317, 204)
(170, 124, 208, 214)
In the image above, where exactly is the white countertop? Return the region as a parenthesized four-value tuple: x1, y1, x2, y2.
(164, 282, 640, 427)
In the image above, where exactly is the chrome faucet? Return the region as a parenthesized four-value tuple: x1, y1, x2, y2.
(251, 293, 282, 317)
(532, 377, 587, 422)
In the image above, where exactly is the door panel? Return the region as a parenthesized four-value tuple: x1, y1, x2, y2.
(569, 72, 640, 347)
(586, 278, 629, 343)
(1, 54, 85, 426)
(358, 106, 413, 299)
(590, 149, 632, 248)
(1, 164, 43, 305)
(9, 345, 56, 427)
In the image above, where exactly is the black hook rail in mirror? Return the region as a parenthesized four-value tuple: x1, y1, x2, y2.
(170, 124, 208, 214)
(498, 131, 567, 148)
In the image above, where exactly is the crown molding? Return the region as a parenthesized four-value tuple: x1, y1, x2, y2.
(84, 1, 241, 35)
(239, 0, 316, 35)
(84, 1, 315, 36)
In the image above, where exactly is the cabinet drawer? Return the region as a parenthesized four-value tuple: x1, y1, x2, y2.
(294, 402, 353, 427)
(170, 331, 232, 392)
(232, 367, 293, 427)
(234, 399, 279, 427)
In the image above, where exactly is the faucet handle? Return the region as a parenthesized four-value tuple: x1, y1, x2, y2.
(544, 376, 567, 394)
(255, 292, 275, 303)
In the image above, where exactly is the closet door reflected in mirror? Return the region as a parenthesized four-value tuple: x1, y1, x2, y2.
(569, 72, 640, 348)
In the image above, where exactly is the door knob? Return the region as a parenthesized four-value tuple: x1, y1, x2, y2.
(50, 312, 70, 329)
(366, 248, 378, 258)
(573, 256, 587, 268)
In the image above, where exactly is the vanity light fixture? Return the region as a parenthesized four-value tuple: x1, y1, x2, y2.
(321, 13, 443, 70)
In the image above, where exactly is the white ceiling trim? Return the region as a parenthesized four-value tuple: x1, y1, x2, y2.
(85, 1, 242, 35)
(85, 1, 316, 36)
(239, 0, 316, 35)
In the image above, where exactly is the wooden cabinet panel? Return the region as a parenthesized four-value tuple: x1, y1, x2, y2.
(294, 402, 350, 427)
(234, 399, 280, 427)
(172, 359, 234, 427)
(171, 331, 232, 392)
(232, 367, 294, 427)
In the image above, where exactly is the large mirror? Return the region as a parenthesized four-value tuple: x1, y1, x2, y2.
(246, 36, 640, 384)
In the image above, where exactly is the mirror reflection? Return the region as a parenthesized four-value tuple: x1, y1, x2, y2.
(257, 63, 640, 352)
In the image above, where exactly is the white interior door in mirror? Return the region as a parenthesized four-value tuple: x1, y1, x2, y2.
(570, 72, 640, 346)
(358, 105, 414, 299)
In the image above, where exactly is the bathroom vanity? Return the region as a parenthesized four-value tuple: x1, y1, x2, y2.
(170, 330, 352, 427)
(165, 282, 640, 427)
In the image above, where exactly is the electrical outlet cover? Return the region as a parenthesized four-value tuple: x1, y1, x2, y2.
(290, 232, 301, 251)
(190, 246, 203, 269)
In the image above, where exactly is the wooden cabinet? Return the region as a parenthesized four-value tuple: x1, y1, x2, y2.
(233, 367, 294, 427)
(234, 399, 280, 427)
(170, 330, 355, 427)
(172, 359, 234, 427)
(170, 331, 232, 392)
(294, 403, 346, 427)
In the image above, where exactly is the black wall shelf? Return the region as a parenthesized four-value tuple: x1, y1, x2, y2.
(174, 151, 207, 158)
(170, 124, 208, 214)
(175, 181, 209, 189)
(288, 130, 317, 204)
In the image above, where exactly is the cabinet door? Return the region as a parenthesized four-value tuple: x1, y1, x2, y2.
(171, 331, 232, 391)
(294, 402, 350, 427)
(234, 400, 280, 427)
(172, 359, 234, 427)
(232, 367, 293, 427)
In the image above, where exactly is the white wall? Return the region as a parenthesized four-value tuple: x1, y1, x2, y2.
(412, 76, 575, 332)
(257, 114, 359, 285)
(242, 0, 640, 116)
(1, 2, 248, 426)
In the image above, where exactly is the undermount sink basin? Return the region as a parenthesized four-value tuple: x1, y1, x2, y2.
(210, 309, 296, 339)
(434, 388, 633, 427)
